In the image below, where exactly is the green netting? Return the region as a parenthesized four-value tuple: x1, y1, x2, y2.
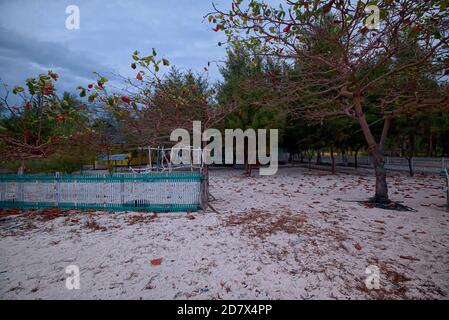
(0, 201, 198, 212)
(0, 172, 201, 182)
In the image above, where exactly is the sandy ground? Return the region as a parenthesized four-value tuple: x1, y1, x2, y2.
(0, 167, 448, 300)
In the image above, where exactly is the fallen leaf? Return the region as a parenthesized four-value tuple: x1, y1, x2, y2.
(354, 243, 362, 250)
(150, 258, 162, 266)
(399, 255, 420, 261)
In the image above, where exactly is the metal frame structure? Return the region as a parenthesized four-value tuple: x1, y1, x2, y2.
(129, 146, 206, 174)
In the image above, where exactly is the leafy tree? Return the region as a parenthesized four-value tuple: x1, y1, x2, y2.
(0, 72, 86, 173)
(79, 50, 230, 149)
(210, 0, 448, 203)
(217, 47, 286, 175)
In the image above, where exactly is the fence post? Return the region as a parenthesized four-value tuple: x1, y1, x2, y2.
(74, 177, 77, 209)
(103, 174, 106, 208)
(55, 172, 60, 207)
(199, 167, 209, 210)
(120, 175, 125, 207)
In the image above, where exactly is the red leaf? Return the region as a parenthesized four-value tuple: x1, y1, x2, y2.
(283, 24, 291, 33)
(121, 96, 131, 104)
(354, 243, 362, 250)
(186, 214, 195, 220)
(150, 258, 162, 266)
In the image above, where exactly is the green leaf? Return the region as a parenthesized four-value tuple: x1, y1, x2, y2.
(131, 63, 137, 69)
(12, 86, 24, 94)
(107, 97, 115, 106)
(39, 74, 51, 81)
(88, 92, 99, 103)
(432, 28, 442, 39)
(162, 58, 170, 66)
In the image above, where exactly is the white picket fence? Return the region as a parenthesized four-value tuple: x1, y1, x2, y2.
(0, 173, 202, 212)
(294, 155, 448, 173)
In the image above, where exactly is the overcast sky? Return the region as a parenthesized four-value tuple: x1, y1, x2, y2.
(0, 0, 232, 97)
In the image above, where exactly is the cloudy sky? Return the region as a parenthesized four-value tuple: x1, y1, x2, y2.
(0, 0, 232, 97)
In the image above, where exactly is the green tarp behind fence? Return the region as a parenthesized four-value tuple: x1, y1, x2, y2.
(0, 172, 201, 212)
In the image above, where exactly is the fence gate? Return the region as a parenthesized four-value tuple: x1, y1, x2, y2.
(0, 172, 201, 212)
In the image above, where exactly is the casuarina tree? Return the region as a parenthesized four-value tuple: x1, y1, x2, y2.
(209, 0, 448, 203)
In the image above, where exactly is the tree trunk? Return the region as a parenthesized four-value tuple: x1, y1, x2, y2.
(406, 133, 415, 177)
(354, 148, 360, 169)
(330, 147, 336, 174)
(353, 94, 390, 203)
(341, 149, 348, 166)
(407, 157, 414, 177)
(372, 152, 389, 203)
(243, 139, 251, 177)
(316, 150, 322, 165)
